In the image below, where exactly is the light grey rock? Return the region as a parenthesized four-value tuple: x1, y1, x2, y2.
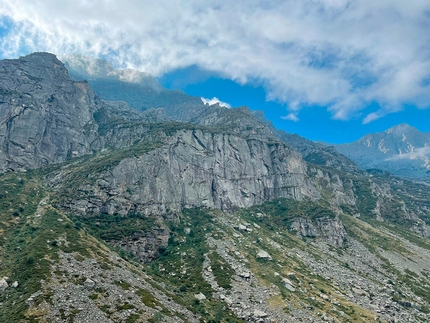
(336, 124, 430, 180)
(257, 250, 272, 260)
(110, 226, 170, 263)
(0, 277, 8, 293)
(84, 278, 95, 289)
(253, 310, 268, 318)
(282, 278, 296, 292)
(0, 53, 155, 173)
(194, 293, 206, 301)
(239, 272, 251, 279)
(319, 293, 329, 300)
(0, 53, 100, 172)
(60, 129, 319, 218)
(290, 216, 347, 247)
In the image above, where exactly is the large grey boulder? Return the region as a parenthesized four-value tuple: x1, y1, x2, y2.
(0, 277, 8, 293)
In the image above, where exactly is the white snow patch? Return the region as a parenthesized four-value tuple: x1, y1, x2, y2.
(201, 97, 231, 108)
(378, 139, 389, 154)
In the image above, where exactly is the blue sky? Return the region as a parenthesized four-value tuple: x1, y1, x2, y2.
(1, 1, 430, 143)
(159, 66, 430, 143)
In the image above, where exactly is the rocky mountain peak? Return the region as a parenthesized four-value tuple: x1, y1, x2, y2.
(386, 122, 412, 132)
(336, 123, 430, 179)
(384, 123, 422, 137)
(0, 52, 102, 171)
(0, 52, 72, 96)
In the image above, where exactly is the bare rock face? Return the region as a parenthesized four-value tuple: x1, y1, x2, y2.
(61, 129, 320, 216)
(0, 53, 100, 171)
(290, 216, 347, 247)
(111, 226, 170, 263)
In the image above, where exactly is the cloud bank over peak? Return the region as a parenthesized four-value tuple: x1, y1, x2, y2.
(1, 0, 430, 123)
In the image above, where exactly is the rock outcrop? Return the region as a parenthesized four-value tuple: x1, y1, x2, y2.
(290, 216, 347, 247)
(59, 129, 320, 216)
(0, 53, 101, 171)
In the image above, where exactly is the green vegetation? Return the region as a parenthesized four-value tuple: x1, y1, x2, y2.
(146, 208, 243, 323)
(137, 288, 170, 315)
(117, 302, 135, 310)
(126, 313, 141, 323)
(148, 311, 165, 323)
(352, 179, 378, 219)
(239, 198, 335, 231)
(0, 171, 94, 322)
(72, 213, 156, 242)
(304, 152, 330, 165)
(208, 251, 234, 289)
(0, 171, 45, 322)
(115, 280, 132, 290)
(340, 213, 409, 254)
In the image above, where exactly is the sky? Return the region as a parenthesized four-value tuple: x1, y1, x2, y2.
(1, 0, 430, 143)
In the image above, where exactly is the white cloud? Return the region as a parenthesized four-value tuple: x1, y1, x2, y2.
(281, 113, 299, 122)
(1, 1, 430, 123)
(385, 146, 430, 161)
(201, 97, 231, 108)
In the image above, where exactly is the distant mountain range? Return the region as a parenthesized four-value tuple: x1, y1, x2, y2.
(336, 124, 430, 180)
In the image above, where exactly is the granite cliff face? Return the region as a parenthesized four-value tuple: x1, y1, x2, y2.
(0, 53, 325, 218)
(290, 216, 347, 247)
(57, 129, 319, 217)
(0, 53, 100, 171)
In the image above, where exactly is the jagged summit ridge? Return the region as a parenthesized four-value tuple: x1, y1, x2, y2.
(385, 123, 414, 133)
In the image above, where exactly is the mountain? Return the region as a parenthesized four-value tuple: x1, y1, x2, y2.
(336, 124, 430, 180)
(63, 54, 208, 122)
(0, 53, 430, 323)
(64, 55, 362, 174)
